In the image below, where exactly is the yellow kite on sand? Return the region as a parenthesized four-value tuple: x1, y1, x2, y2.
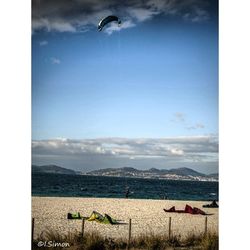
(87, 211, 118, 224)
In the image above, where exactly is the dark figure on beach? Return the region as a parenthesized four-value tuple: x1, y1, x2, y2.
(125, 187, 130, 198)
(162, 194, 167, 200)
(203, 200, 219, 208)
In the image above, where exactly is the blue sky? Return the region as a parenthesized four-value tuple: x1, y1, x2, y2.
(32, 0, 218, 173)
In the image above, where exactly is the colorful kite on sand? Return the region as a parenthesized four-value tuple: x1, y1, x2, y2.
(67, 211, 125, 224)
(163, 204, 212, 215)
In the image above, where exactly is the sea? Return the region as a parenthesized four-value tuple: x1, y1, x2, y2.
(32, 173, 218, 201)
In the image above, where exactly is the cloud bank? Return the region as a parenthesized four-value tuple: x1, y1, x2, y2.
(32, 136, 218, 173)
(32, 0, 212, 34)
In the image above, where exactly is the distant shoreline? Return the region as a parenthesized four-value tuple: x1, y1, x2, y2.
(31, 195, 208, 200)
(31, 195, 216, 202)
(32, 172, 218, 182)
(82, 174, 219, 182)
(32, 165, 218, 182)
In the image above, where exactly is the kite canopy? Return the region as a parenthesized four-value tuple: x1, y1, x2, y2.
(98, 15, 121, 31)
(163, 204, 210, 215)
(87, 211, 118, 224)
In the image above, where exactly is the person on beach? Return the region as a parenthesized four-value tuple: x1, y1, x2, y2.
(125, 187, 130, 198)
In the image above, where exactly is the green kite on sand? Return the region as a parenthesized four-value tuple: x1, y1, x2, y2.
(67, 212, 82, 220)
(67, 211, 125, 225)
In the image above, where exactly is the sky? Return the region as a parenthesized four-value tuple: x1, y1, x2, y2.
(32, 0, 218, 174)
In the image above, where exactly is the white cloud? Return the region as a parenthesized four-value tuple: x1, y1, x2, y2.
(33, 18, 77, 32)
(170, 148, 184, 156)
(126, 7, 158, 22)
(183, 7, 210, 23)
(186, 123, 205, 130)
(104, 20, 136, 34)
(39, 40, 48, 46)
(48, 21, 77, 32)
(171, 112, 186, 122)
(50, 57, 61, 64)
(171, 113, 205, 130)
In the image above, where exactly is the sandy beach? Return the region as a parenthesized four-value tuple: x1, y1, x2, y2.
(32, 197, 218, 240)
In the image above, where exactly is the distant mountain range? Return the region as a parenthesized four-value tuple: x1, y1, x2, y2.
(87, 167, 218, 182)
(32, 165, 76, 175)
(32, 165, 218, 182)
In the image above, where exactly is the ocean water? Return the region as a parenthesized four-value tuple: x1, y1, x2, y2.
(32, 173, 218, 201)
